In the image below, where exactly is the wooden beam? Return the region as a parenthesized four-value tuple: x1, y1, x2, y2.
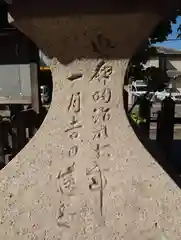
(30, 63, 40, 114)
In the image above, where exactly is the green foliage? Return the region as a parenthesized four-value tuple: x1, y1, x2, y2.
(127, 8, 181, 92)
(130, 112, 147, 125)
(127, 9, 181, 115)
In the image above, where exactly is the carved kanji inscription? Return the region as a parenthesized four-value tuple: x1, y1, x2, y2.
(68, 92, 81, 113)
(68, 145, 78, 157)
(90, 61, 113, 85)
(92, 88, 111, 103)
(57, 162, 76, 195)
(93, 143, 111, 159)
(92, 125, 108, 140)
(67, 73, 83, 81)
(69, 132, 79, 140)
(65, 116, 82, 133)
(56, 201, 76, 229)
(57, 201, 70, 228)
(92, 107, 111, 124)
(86, 162, 107, 216)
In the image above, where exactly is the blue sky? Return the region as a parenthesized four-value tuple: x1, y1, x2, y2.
(154, 16, 181, 50)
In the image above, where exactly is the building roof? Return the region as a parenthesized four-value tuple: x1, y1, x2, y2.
(155, 46, 181, 55)
(167, 70, 181, 79)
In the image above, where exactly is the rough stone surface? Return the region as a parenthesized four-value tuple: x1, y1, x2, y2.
(0, 3, 180, 239)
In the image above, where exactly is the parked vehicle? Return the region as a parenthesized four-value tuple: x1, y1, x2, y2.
(128, 80, 147, 96)
(40, 85, 50, 104)
(128, 80, 154, 102)
(154, 88, 181, 103)
(129, 80, 181, 103)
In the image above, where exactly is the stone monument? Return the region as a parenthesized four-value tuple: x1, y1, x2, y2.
(0, 0, 180, 239)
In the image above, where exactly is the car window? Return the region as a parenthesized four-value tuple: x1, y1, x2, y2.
(136, 86, 147, 92)
(165, 88, 179, 93)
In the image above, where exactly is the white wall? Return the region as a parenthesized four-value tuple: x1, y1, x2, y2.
(167, 59, 181, 71)
(145, 57, 181, 71)
(145, 58, 159, 68)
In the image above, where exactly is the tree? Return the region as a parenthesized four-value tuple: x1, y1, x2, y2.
(127, 8, 181, 115)
(128, 8, 181, 76)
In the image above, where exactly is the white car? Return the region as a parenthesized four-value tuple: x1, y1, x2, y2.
(154, 88, 181, 102)
(129, 80, 181, 103)
(129, 80, 148, 96)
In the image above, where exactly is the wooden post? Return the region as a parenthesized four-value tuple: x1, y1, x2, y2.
(11, 126, 18, 158)
(16, 114, 27, 151)
(123, 88, 128, 113)
(159, 54, 167, 72)
(0, 117, 5, 169)
(30, 63, 41, 114)
(10, 105, 27, 157)
(156, 96, 175, 159)
(24, 108, 38, 139)
(139, 97, 150, 137)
